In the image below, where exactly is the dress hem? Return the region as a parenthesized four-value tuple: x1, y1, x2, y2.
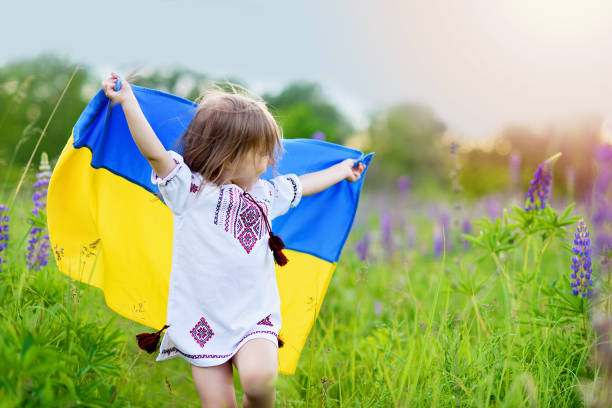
(156, 330, 279, 367)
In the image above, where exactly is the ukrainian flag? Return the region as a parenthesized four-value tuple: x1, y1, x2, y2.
(47, 85, 373, 375)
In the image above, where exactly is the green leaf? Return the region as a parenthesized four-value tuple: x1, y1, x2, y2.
(461, 234, 486, 248)
(20, 332, 34, 360)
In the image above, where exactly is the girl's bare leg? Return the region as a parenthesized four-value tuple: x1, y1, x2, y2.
(190, 360, 237, 408)
(232, 338, 278, 408)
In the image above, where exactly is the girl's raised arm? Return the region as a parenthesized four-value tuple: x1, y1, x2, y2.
(101, 73, 176, 179)
(299, 159, 366, 197)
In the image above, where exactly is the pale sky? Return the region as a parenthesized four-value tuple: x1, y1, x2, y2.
(2, 0, 612, 138)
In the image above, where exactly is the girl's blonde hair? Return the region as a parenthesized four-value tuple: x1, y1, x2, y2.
(174, 82, 283, 191)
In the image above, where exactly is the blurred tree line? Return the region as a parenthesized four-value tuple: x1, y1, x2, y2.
(364, 102, 448, 190)
(459, 118, 606, 200)
(0, 53, 609, 201)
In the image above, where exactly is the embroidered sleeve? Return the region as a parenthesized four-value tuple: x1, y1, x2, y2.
(265, 173, 302, 219)
(150, 150, 194, 215)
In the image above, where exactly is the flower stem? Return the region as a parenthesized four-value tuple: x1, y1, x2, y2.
(492, 253, 513, 321)
(582, 312, 588, 343)
(522, 235, 532, 276)
(544, 152, 562, 164)
(534, 235, 553, 274)
(471, 296, 490, 338)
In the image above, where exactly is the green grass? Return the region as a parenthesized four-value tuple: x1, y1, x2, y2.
(0, 188, 607, 407)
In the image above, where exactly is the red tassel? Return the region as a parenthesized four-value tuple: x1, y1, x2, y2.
(242, 192, 289, 266)
(136, 324, 169, 354)
(268, 233, 288, 266)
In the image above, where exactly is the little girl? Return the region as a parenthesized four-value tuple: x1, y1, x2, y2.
(102, 72, 365, 408)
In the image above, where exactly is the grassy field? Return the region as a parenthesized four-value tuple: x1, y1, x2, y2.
(1, 179, 610, 407)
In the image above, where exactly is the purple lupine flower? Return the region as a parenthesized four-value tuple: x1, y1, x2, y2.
(525, 163, 552, 210)
(374, 300, 382, 316)
(397, 176, 411, 194)
(594, 146, 612, 197)
(26, 226, 41, 269)
(0, 205, 9, 272)
(525, 153, 561, 211)
(509, 151, 522, 187)
(26, 153, 52, 271)
(381, 212, 392, 255)
(461, 218, 471, 250)
(593, 166, 612, 201)
(439, 211, 453, 251)
(595, 233, 612, 258)
(596, 144, 612, 162)
(592, 144, 612, 257)
(311, 131, 325, 141)
(433, 225, 444, 258)
(439, 212, 450, 235)
(484, 196, 502, 220)
(570, 220, 593, 298)
(592, 203, 612, 226)
(405, 225, 416, 249)
(461, 218, 472, 235)
(356, 234, 370, 262)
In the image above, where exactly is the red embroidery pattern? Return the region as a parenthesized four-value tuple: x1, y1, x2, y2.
(160, 330, 278, 359)
(214, 186, 269, 253)
(225, 188, 233, 232)
(190, 317, 214, 348)
(257, 314, 273, 326)
(190, 183, 199, 193)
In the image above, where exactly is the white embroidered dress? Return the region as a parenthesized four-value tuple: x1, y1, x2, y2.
(150, 150, 302, 367)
